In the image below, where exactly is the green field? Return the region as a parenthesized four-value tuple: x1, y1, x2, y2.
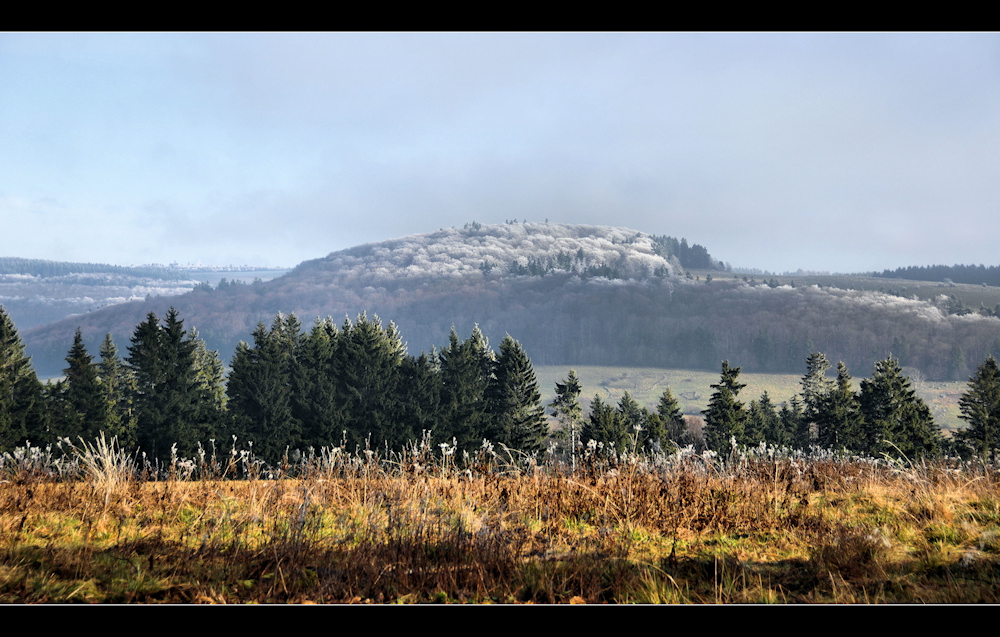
(535, 365, 969, 433)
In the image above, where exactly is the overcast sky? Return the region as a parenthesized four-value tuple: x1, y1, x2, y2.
(1, 33, 997, 273)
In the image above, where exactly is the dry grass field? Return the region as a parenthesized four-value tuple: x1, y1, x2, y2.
(2, 437, 1000, 603)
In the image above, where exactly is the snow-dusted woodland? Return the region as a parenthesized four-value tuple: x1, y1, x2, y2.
(293, 222, 679, 286)
(14, 222, 1000, 381)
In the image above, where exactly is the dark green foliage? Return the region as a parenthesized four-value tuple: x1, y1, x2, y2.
(644, 387, 688, 451)
(53, 329, 107, 441)
(799, 352, 834, 447)
(582, 394, 629, 453)
(955, 356, 1000, 459)
(292, 318, 347, 449)
(98, 333, 137, 448)
(745, 391, 781, 447)
(0, 306, 43, 450)
(227, 315, 301, 462)
(703, 361, 748, 455)
(858, 356, 941, 459)
(127, 308, 223, 461)
(777, 397, 803, 449)
(487, 336, 547, 453)
(550, 369, 583, 451)
(337, 313, 407, 449)
(438, 326, 493, 451)
(815, 362, 864, 452)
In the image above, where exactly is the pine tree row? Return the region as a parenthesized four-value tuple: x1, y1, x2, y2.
(0, 306, 547, 462)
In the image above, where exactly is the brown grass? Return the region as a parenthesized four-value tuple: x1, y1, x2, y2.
(2, 445, 1000, 603)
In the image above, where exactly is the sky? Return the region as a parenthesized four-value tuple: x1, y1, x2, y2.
(1, 33, 998, 273)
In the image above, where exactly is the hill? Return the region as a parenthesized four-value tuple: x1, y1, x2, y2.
(19, 222, 1000, 381)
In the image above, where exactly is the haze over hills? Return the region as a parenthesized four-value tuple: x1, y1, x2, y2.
(15, 221, 1000, 381)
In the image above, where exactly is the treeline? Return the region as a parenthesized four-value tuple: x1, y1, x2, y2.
(569, 352, 1000, 462)
(0, 257, 190, 280)
(875, 264, 1000, 287)
(649, 235, 721, 270)
(0, 306, 548, 463)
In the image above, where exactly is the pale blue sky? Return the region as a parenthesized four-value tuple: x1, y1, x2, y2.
(1, 33, 997, 272)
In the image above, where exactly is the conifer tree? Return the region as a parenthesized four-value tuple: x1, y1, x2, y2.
(98, 333, 137, 449)
(56, 329, 106, 441)
(227, 315, 300, 461)
(128, 308, 220, 460)
(645, 387, 688, 452)
(487, 335, 546, 452)
(745, 392, 781, 447)
(582, 394, 629, 453)
(815, 362, 863, 452)
(799, 352, 834, 447)
(0, 306, 43, 450)
(956, 356, 1000, 459)
(438, 326, 493, 452)
(292, 318, 347, 449)
(615, 391, 646, 452)
(550, 369, 583, 454)
(858, 356, 941, 458)
(338, 313, 407, 449)
(703, 361, 747, 455)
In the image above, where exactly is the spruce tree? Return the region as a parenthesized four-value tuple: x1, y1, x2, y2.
(858, 356, 941, 459)
(227, 316, 300, 461)
(339, 313, 407, 449)
(745, 392, 781, 447)
(98, 333, 137, 449)
(703, 361, 747, 455)
(438, 326, 493, 452)
(616, 391, 646, 452)
(645, 387, 688, 452)
(956, 356, 1000, 459)
(799, 352, 834, 447)
(550, 369, 583, 454)
(582, 394, 628, 453)
(0, 305, 43, 450)
(815, 362, 863, 452)
(292, 317, 347, 449)
(486, 335, 546, 452)
(128, 308, 217, 460)
(57, 328, 106, 441)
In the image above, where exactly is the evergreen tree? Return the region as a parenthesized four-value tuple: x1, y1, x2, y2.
(292, 317, 348, 449)
(703, 361, 747, 455)
(616, 391, 646, 452)
(550, 369, 583, 454)
(338, 313, 407, 449)
(858, 356, 941, 459)
(56, 328, 106, 441)
(815, 362, 863, 452)
(799, 352, 834, 447)
(128, 308, 219, 460)
(486, 335, 546, 452)
(582, 394, 629, 453)
(776, 397, 803, 449)
(745, 391, 781, 447)
(956, 356, 1000, 459)
(227, 315, 300, 461)
(98, 333, 137, 448)
(645, 387, 688, 451)
(438, 326, 494, 452)
(395, 351, 442, 446)
(0, 306, 44, 450)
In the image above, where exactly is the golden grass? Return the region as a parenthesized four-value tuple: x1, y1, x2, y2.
(2, 449, 1000, 603)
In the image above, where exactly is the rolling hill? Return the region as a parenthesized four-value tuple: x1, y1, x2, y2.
(18, 222, 1000, 381)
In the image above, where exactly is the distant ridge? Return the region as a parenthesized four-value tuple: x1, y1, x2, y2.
(18, 222, 1000, 381)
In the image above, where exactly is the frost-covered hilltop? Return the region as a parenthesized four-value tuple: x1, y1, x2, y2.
(293, 222, 702, 285)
